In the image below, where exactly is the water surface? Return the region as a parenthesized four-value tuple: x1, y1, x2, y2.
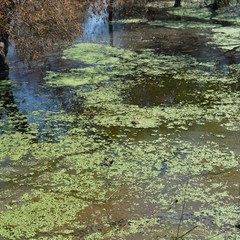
(0, 4, 239, 240)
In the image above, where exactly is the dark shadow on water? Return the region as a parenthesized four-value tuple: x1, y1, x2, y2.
(122, 74, 206, 107)
(109, 21, 240, 66)
(0, 70, 29, 134)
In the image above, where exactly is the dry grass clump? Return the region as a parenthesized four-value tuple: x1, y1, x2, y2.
(0, 0, 141, 61)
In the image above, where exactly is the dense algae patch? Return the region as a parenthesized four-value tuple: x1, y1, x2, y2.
(209, 26, 240, 52)
(0, 191, 88, 239)
(1, 127, 239, 239)
(45, 43, 240, 132)
(147, 19, 219, 29)
(145, 1, 240, 53)
(44, 43, 240, 238)
(1, 42, 240, 239)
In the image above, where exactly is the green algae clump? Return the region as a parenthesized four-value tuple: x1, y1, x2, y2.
(1, 40, 240, 239)
(62, 43, 134, 66)
(210, 26, 240, 52)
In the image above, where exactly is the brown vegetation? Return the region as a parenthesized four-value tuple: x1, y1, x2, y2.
(0, 0, 143, 66)
(0, 0, 91, 62)
(0, 1, 122, 64)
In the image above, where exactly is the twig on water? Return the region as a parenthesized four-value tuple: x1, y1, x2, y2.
(175, 225, 198, 239)
(176, 178, 190, 239)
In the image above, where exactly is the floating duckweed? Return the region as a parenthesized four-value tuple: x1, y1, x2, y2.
(167, 142, 238, 175)
(1, 38, 239, 239)
(147, 0, 205, 8)
(45, 43, 216, 88)
(46, 67, 110, 87)
(113, 18, 147, 24)
(0, 125, 238, 239)
(0, 132, 32, 162)
(0, 191, 89, 240)
(210, 27, 240, 52)
(169, 7, 213, 19)
(62, 43, 134, 66)
(164, 7, 240, 52)
(45, 43, 240, 133)
(215, 7, 240, 23)
(147, 19, 218, 29)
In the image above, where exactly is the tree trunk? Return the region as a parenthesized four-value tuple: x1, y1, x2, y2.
(108, 0, 113, 22)
(207, 0, 219, 10)
(174, 0, 181, 7)
(207, 0, 231, 10)
(0, 0, 14, 73)
(0, 30, 9, 72)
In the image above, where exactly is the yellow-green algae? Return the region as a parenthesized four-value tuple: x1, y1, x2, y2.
(168, 5, 240, 52)
(147, 19, 219, 28)
(145, 1, 240, 52)
(46, 44, 211, 87)
(73, 63, 240, 131)
(0, 191, 88, 239)
(169, 6, 216, 19)
(1, 126, 238, 239)
(62, 43, 135, 66)
(166, 1, 240, 22)
(209, 26, 240, 52)
(113, 18, 148, 24)
(147, 0, 240, 19)
(147, 0, 208, 8)
(1, 42, 240, 239)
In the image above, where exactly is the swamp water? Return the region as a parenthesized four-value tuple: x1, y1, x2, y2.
(0, 3, 240, 240)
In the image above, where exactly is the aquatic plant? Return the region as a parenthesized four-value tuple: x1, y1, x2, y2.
(210, 27, 240, 52)
(1, 41, 239, 239)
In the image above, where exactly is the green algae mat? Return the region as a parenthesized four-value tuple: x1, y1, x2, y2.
(1, 12, 240, 239)
(1, 41, 239, 239)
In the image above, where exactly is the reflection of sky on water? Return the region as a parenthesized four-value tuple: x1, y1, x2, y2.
(81, 10, 110, 43)
(4, 43, 65, 140)
(4, 8, 117, 131)
(79, 8, 126, 48)
(7, 52, 61, 115)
